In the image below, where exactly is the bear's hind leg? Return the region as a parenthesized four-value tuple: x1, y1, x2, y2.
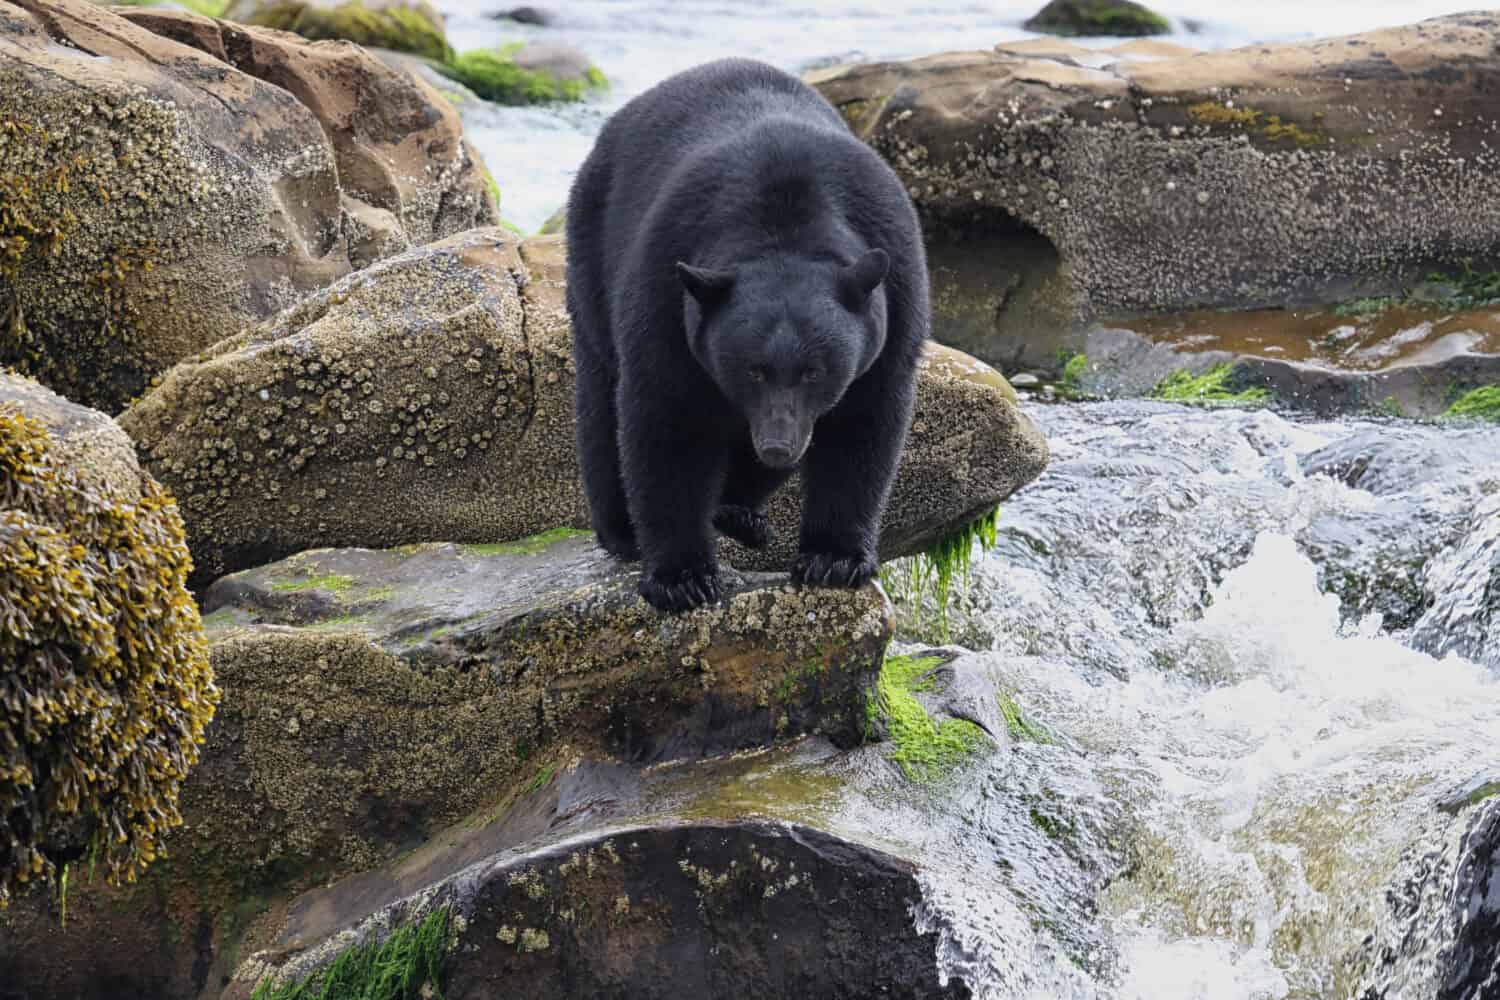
(714, 439, 793, 550)
(573, 334, 638, 562)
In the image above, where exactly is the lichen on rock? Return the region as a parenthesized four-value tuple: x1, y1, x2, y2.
(0, 372, 217, 907)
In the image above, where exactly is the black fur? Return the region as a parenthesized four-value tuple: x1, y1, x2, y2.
(565, 58, 928, 612)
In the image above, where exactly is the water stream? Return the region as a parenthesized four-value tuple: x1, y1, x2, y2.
(422, 3, 1499, 994)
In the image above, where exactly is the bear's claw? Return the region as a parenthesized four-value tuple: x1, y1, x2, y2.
(714, 504, 774, 549)
(791, 551, 877, 589)
(639, 564, 724, 612)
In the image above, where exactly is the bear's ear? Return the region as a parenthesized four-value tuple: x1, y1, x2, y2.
(676, 262, 736, 307)
(839, 248, 890, 308)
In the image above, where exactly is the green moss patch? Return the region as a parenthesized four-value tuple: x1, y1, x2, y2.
(1152, 363, 1270, 406)
(1443, 385, 1500, 422)
(1023, 0, 1169, 37)
(251, 906, 451, 1000)
(883, 507, 1000, 642)
(439, 44, 607, 105)
(246, 1, 452, 62)
(874, 655, 990, 781)
(1333, 267, 1500, 317)
(460, 526, 589, 557)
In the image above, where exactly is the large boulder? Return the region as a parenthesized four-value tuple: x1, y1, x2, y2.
(0, 531, 894, 999)
(810, 14, 1500, 366)
(0, 0, 495, 412)
(120, 228, 1050, 588)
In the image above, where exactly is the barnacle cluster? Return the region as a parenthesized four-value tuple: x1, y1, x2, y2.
(0, 406, 218, 906)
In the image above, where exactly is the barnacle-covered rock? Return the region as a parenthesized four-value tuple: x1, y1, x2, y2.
(121, 229, 1047, 587)
(810, 13, 1500, 367)
(0, 0, 494, 411)
(0, 370, 217, 907)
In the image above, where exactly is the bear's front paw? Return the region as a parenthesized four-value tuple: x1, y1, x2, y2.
(639, 564, 724, 612)
(792, 551, 878, 589)
(713, 504, 774, 549)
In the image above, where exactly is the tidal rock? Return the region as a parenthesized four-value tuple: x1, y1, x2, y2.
(811, 14, 1500, 357)
(120, 229, 1049, 587)
(0, 0, 494, 411)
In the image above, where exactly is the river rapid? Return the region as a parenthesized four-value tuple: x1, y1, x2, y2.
(437, 4, 1499, 996)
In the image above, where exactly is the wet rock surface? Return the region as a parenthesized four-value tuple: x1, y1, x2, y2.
(811, 14, 1500, 351)
(121, 229, 1048, 587)
(1355, 794, 1500, 1000)
(0, 0, 494, 412)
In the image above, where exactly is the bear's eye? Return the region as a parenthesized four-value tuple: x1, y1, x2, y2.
(749, 367, 768, 383)
(802, 368, 823, 383)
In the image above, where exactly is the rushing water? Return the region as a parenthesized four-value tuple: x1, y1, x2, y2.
(435, 0, 1487, 230)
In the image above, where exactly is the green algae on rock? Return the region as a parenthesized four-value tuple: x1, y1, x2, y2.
(234, 0, 453, 62)
(250, 906, 451, 1000)
(441, 42, 608, 104)
(874, 654, 991, 781)
(1152, 363, 1271, 406)
(0, 0, 495, 412)
(1444, 385, 1500, 423)
(1023, 0, 1169, 37)
(0, 372, 217, 907)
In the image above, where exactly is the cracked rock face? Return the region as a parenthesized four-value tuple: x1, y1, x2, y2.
(810, 13, 1500, 353)
(121, 229, 1048, 588)
(0, 0, 495, 412)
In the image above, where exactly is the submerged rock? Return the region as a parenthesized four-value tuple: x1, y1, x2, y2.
(811, 14, 1500, 358)
(0, 0, 494, 412)
(121, 229, 1048, 587)
(1023, 0, 1170, 38)
(0, 532, 893, 998)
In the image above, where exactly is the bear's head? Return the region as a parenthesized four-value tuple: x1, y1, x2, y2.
(677, 248, 889, 470)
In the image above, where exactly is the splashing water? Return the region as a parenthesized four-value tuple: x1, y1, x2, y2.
(892, 402, 1500, 999)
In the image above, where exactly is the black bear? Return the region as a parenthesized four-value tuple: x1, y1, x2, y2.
(565, 57, 928, 612)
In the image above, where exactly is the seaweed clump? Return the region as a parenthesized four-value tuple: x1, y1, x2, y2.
(251, 906, 451, 1000)
(440, 44, 607, 105)
(0, 406, 217, 907)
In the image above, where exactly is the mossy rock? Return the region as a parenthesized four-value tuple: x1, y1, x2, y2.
(1023, 0, 1170, 37)
(122, 230, 1047, 588)
(0, 0, 493, 413)
(0, 370, 218, 906)
(440, 42, 607, 105)
(234, 0, 453, 62)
